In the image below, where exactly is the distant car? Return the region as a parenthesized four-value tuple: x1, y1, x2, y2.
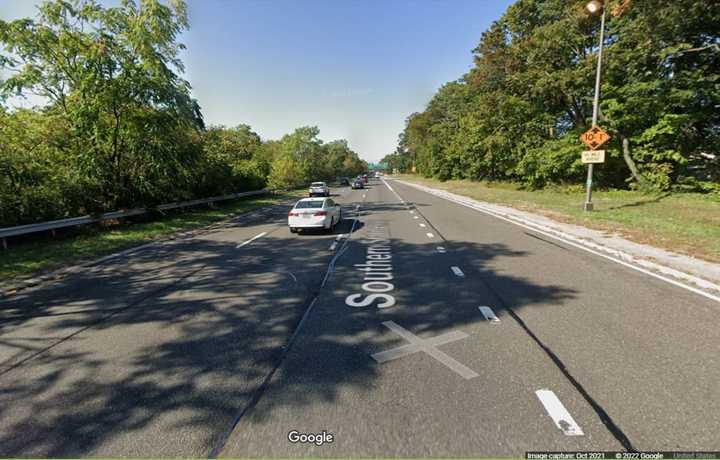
(362, 173, 369, 181)
(352, 178, 364, 189)
(288, 198, 342, 233)
(339, 177, 350, 186)
(374, 171, 382, 178)
(308, 181, 330, 197)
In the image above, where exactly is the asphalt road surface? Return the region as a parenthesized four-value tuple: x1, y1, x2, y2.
(0, 178, 718, 457)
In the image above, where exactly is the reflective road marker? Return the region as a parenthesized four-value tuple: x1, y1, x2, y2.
(478, 306, 500, 323)
(372, 321, 478, 379)
(236, 231, 267, 248)
(451, 266, 465, 277)
(535, 389, 584, 436)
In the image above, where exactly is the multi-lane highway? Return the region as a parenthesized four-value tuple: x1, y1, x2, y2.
(0, 178, 718, 457)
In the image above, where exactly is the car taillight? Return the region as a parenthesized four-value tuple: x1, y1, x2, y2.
(314, 211, 327, 216)
(289, 211, 300, 217)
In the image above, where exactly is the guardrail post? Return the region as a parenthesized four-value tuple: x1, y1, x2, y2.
(2, 238, 6, 250)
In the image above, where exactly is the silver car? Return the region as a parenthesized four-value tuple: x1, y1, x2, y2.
(309, 181, 330, 197)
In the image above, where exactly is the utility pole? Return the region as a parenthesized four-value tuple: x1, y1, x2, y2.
(584, 1, 606, 212)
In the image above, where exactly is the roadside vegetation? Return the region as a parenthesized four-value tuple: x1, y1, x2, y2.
(0, 190, 304, 283)
(382, 0, 718, 194)
(0, 0, 366, 229)
(396, 174, 720, 262)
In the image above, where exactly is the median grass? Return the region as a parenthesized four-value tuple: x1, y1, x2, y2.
(395, 174, 720, 263)
(0, 191, 304, 283)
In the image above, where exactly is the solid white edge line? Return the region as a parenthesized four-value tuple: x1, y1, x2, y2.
(394, 179, 720, 305)
(236, 231, 268, 248)
(451, 266, 465, 277)
(478, 306, 500, 323)
(535, 389, 584, 436)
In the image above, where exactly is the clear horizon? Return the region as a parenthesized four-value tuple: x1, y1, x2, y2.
(1, 0, 514, 162)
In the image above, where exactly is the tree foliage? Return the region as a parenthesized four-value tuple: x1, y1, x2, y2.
(388, 0, 719, 192)
(0, 0, 367, 227)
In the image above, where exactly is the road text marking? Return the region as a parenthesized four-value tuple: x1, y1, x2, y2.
(535, 389, 584, 436)
(451, 266, 465, 277)
(236, 231, 267, 248)
(372, 321, 478, 379)
(478, 306, 500, 323)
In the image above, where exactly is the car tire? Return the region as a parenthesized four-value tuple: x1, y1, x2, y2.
(290, 227, 297, 233)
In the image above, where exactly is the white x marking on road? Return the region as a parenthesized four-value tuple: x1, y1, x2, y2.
(371, 321, 478, 380)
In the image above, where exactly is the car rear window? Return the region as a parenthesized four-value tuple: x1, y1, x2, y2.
(295, 200, 325, 209)
(311, 182, 325, 186)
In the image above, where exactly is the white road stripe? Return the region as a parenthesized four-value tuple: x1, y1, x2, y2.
(478, 306, 500, 323)
(330, 242, 338, 251)
(419, 223, 427, 228)
(363, 194, 366, 199)
(437, 246, 446, 253)
(535, 389, 584, 436)
(236, 231, 268, 248)
(410, 210, 415, 214)
(394, 179, 720, 305)
(413, 216, 419, 219)
(426, 233, 435, 238)
(451, 266, 465, 277)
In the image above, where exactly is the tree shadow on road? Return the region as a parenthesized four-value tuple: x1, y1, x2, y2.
(0, 203, 577, 457)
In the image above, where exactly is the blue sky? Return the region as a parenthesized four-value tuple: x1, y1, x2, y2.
(2, 0, 514, 162)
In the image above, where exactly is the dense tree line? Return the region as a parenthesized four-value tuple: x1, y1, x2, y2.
(384, 0, 719, 192)
(0, 0, 366, 227)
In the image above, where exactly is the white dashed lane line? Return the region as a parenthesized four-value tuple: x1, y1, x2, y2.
(413, 216, 419, 219)
(437, 246, 446, 253)
(426, 233, 435, 238)
(535, 389, 584, 436)
(236, 231, 268, 248)
(478, 306, 500, 323)
(451, 266, 465, 277)
(330, 242, 338, 251)
(419, 223, 427, 228)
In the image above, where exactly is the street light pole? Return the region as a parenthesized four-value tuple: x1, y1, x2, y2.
(584, 4, 606, 212)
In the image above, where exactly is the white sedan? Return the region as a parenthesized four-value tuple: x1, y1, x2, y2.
(288, 198, 342, 233)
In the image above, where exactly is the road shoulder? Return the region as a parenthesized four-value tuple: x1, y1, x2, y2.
(392, 178, 720, 301)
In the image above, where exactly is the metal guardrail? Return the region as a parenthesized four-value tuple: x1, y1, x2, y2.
(0, 189, 270, 249)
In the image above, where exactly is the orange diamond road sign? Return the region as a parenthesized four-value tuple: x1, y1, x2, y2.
(580, 125, 611, 150)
